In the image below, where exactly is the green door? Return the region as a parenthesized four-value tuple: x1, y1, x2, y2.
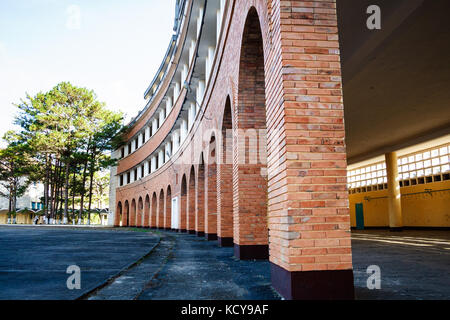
(356, 203, 364, 230)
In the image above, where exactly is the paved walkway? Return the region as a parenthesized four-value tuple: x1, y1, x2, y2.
(0, 226, 159, 300)
(1, 226, 448, 300)
(352, 230, 450, 300)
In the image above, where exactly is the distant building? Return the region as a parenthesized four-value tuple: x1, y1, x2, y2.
(0, 181, 44, 224)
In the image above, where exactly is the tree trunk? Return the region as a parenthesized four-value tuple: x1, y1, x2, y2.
(44, 154, 50, 224)
(63, 159, 70, 224)
(87, 160, 95, 225)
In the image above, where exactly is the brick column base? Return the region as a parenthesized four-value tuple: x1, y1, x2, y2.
(205, 233, 218, 241)
(234, 244, 268, 260)
(218, 237, 233, 247)
(271, 263, 355, 300)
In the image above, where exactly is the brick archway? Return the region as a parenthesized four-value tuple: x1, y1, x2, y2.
(158, 189, 164, 229)
(205, 134, 218, 240)
(180, 174, 187, 232)
(217, 96, 234, 247)
(196, 154, 205, 237)
(123, 200, 129, 227)
(187, 166, 196, 234)
(233, 7, 269, 259)
(166, 185, 172, 230)
(144, 194, 150, 228)
(151, 192, 157, 228)
(130, 199, 137, 227)
(137, 197, 143, 227)
(115, 201, 122, 227)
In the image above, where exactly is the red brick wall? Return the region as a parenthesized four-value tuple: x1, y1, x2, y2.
(217, 99, 234, 241)
(158, 190, 165, 228)
(115, 0, 352, 275)
(205, 137, 218, 236)
(165, 186, 172, 229)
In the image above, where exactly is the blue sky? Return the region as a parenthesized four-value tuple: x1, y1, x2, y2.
(0, 0, 176, 142)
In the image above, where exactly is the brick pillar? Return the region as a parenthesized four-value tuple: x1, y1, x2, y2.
(166, 187, 172, 230)
(217, 100, 234, 247)
(158, 191, 165, 229)
(143, 196, 150, 228)
(137, 198, 143, 227)
(151, 194, 157, 228)
(180, 176, 188, 232)
(122, 201, 129, 227)
(114, 202, 122, 227)
(187, 168, 196, 234)
(233, 7, 269, 260)
(196, 163, 206, 237)
(130, 200, 136, 227)
(205, 161, 218, 240)
(267, 0, 355, 300)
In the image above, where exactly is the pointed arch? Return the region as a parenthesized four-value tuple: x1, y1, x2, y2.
(166, 185, 172, 229)
(234, 7, 269, 259)
(205, 134, 218, 240)
(196, 153, 205, 236)
(115, 201, 123, 227)
(123, 200, 130, 227)
(187, 166, 196, 234)
(217, 96, 234, 247)
(180, 174, 187, 232)
(144, 194, 150, 227)
(158, 189, 165, 229)
(137, 197, 143, 227)
(151, 192, 157, 228)
(130, 199, 137, 227)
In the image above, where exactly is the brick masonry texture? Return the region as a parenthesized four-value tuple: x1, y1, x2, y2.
(114, 0, 353, 280)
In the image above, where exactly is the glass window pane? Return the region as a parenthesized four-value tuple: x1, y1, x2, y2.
(431, 149, 439, 158)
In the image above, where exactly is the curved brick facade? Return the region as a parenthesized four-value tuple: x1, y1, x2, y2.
(111, 0, 354, 299)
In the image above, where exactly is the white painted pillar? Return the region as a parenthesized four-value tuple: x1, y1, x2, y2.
(181, 118, 188, 142)
(152, 118, 158, 134)
(197, 7, 204, 39)
(145, 126, 150, 142)
(189, 40, 196, 65)
(159, 109, 165, 126)
(165, 142, 172, 162)
(166, 97, 173, 115)
(206, 47, 215, 83)
(174, 82, 180, 102)
(196, 80, 205, 110)
(173, 130, 180, 152)
(158, 149, 164, 168)
(151, 156, 157, 172)
(144, 161, 149, 177)
(181, 64, 188, 84)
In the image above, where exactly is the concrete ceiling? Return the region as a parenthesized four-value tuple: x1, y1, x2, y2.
(337, 0, 450, 164)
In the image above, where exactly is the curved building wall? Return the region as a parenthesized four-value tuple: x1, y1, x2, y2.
(109, 0, 354, 300)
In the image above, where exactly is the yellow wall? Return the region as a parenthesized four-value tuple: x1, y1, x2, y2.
(0, 212, 35, 225)
(349, 180, 450, 228)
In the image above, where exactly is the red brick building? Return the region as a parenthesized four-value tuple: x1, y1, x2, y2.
(109, 0, 450, 300)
